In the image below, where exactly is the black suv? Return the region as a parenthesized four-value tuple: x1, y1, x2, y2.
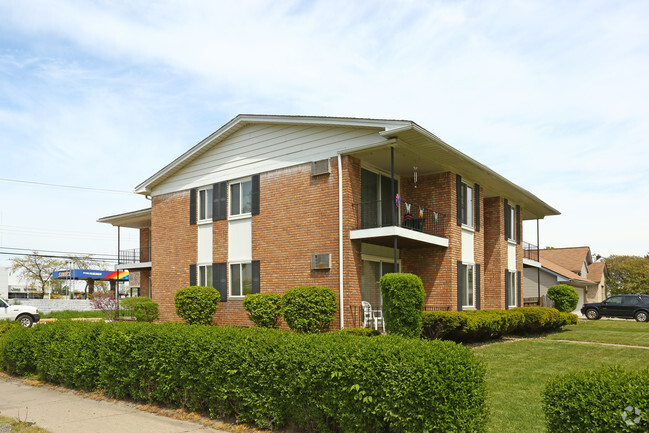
(581, 294, 649, 322)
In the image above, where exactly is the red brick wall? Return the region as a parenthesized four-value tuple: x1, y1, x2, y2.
(151, 190, 196, 321)
(483, 197, 506, 309)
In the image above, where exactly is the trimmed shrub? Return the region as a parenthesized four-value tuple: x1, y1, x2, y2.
(174, 286, 220, 325)
(543, 366, 649, 432)
(559, 312, 579, 326)
(511, 307, 563, 333)
(0, 321, 488, 432)
(0, 320, 20, 341)
(380, 273, 425, 338)
(336, 327, 381, 337)
(422, 309, 525, 342)
(132, 301, 160, 322)
(281, 286, 337, 333)
(242, 292, 282, 329)
(547, 284, 579, 312)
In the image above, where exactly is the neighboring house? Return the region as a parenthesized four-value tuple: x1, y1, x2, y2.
(523, 246, 607, 315)
(99, 114, 560, 327)
(0, 266, 32, 299)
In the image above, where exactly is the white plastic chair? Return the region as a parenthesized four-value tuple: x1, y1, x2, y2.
(361, 301, 374, 329)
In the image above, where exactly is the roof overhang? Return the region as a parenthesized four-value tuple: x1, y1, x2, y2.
(97, 208, 151, 229)
(341, 123, 560, 220)
(350, 226, 449, 248)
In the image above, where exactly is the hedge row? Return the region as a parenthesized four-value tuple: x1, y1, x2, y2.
(543, 366, 649, 432)
(422, 307, 577, 342)
(0, 321, 488, 432)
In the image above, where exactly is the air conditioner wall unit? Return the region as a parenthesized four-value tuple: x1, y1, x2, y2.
(311, 253, 331, 270)
(311, 159, 331, 176)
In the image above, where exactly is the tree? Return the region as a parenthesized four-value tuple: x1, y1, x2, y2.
(606, 254, 649, 295)
(10, 252, 65, 298)
(547, 284, 579, 312)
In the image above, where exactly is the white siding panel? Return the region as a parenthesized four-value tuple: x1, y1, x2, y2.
(152, 124, 385, 196)
(229, 218, 252, 262)
(507, 243, 517, 270)
(197, 224, 213, 264)
(461, 229, 474, 263)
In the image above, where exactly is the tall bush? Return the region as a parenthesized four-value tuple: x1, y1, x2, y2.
(547, 284, 579, 313)
(243, 292, 282, 328)
(132, 301, 159, 322)
(380, 273, 425, 338)
(0, 321, 488, 432)
(281, 286, 337, 333)
(174, 286, 220, 325)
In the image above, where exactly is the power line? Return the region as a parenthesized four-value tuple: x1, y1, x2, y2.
(0, 251, 118, 262)
(0, 246, 117, 258)
(0, 177, 132, 194)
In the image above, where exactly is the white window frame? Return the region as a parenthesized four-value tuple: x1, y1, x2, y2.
(461, 263, 475, 308)
(229, 261, 253, 297)
(507, 202, 517, 242)
(229, 178, 252, 218)
(198, 264, 213, 287)
(507, 270, 517, 308)
(198, 187, 213, 223)
(460, 182, 474, 229)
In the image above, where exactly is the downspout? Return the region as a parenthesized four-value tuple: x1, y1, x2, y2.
(338, 155, 344, 329)
(391, 147, 397, 267)
(537, 219, 541, 303)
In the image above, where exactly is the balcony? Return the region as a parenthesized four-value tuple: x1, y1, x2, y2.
(350, 200, 449, 248)
(118, 247, 151, 266)
(523, 241, 540, 266)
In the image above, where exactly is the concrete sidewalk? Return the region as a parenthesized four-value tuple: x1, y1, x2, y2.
(0, 376, 231, 433)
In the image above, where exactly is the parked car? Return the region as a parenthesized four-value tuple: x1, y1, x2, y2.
(581, 294, 649, 322)
(0, 297, 40, 327)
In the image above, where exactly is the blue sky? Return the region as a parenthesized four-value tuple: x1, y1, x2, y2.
(1, 0, 648, 268)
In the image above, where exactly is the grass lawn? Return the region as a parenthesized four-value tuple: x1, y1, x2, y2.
(474, 320, 649, 433)
(0, 415, 51, 433)
(545, 318, 649, 347)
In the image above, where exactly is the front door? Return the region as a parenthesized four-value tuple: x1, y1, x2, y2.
(600, 295, 625, 317)
(361, 260, 400, 309)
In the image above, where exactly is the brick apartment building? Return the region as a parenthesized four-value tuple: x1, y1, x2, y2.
(99, 115, 560, 328)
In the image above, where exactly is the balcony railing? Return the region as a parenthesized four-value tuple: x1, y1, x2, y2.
(119, 247, 151, 264)
(352, 200, 448, 238)
(523, 241, 539, 261)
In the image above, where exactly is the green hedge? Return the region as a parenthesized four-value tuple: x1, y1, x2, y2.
(422, 309, 525, 342)
(132, 301, 160, 322)
(242, 292, 282, 329)
(380, 273, 425, 338)
(422, 307, 575, 342)
(0, 321, 488, 432)
(174, 286, 220, 325)
(281, 286, 337, 333)
(543, 366, 649, 432)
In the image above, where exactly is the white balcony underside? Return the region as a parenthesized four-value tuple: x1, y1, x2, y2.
(350, 226, 449, 248)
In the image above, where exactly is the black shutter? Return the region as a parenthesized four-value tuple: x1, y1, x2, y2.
(476, 264, 481, 310)
(516, 205, 521, 244)
(213, 182, 227, 221)
(213, 262, 227, 302)
(517, 271, 522, 307)
(474, 184, 480, 231)
(504, 199, 510, 241)
(251, 174, 260, 216)
(189, 264, 197, 286)
(456, 174, 463, 227)
(252, 260, 260, 294)
(189, 188, 197, 225)
(504, 270, 510, 310)
(457, 261, 463, 311)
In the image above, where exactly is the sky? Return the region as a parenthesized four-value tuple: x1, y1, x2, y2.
(1, 0, 648, 269)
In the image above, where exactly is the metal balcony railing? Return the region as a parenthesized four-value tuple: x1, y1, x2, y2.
(119, 247, 151, 264)
(523, 241, 539, 261)
(352, 200, 448, 238)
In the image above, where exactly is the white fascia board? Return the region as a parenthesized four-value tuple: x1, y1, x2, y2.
(349, 226, 449, 248)
(523, 258, 542, 268)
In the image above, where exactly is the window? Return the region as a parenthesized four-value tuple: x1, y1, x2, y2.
(459, 182, 474, 228)
(606, 296, 623, 304)
(461, 264, 475, 308)
(198, 187, 213, 221)
(198, 264, 213, 287)
(230, 179, 252, 216)
(504, 200, 518, 242)
(230, 262, 252, 296)
(360, 168, 399, 228)
(507, 271, 517, 307)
